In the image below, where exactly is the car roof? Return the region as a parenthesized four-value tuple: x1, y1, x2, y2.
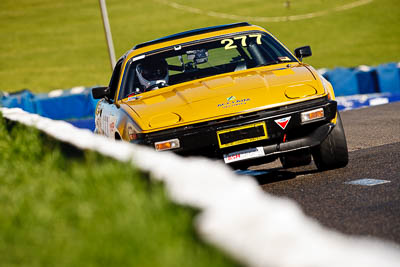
(134, 22, 251, 50)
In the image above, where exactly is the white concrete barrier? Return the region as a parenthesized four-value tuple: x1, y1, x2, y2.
(1, 107, 400, 267)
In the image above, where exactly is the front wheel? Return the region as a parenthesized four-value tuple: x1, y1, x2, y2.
(312, 113, 349, 171)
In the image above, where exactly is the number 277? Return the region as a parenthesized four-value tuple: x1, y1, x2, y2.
(221, 34, 262, 50)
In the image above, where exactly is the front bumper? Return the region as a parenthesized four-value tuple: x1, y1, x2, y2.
(138, 97, 337, 163)
(223, 122, 333, 166)
(262, 122, 333, 156)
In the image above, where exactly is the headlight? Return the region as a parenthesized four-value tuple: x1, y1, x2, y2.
(301, 108, 324, 123)
(155, 139, 180, 151)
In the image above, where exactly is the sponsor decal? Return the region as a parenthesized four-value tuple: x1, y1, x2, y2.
(275, 116, 291, 130)
(102, 115, 117, 137)
(224, 147, 265, 164)
(95, 107, 103, 134)
(218, 96, 251, 109)
(278, 56, 291, 62)
(127, 95, 142, 101)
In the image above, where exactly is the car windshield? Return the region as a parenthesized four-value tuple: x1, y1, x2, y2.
(120, 31, 297, 99)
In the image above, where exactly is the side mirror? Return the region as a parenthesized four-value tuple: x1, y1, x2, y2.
(92, 86, 110, 99)
(294, 46, 312, 62)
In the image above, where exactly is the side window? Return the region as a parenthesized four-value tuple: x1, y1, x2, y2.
(108, 59, 123, 99)
(119, 61, 141, 99)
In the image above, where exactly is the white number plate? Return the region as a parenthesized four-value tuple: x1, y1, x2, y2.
(223, 147, 265, 164)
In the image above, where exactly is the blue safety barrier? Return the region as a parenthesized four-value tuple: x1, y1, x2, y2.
(68, 118, 96, 131)
(336, 93, 400, 111)
(375, 63, 400, 94)
(0, 90, 36, 113)
(323, 67, 359, 96)
(1, 87, 99, 130)
(35, 90, 96, 120)
(322, 62, 399, 96)
(354, 67, 379, 94)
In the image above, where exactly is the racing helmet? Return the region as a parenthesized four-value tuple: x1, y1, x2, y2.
(136, 58, 169, 91)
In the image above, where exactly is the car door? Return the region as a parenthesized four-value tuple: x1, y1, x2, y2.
(96, 59, 123, 138)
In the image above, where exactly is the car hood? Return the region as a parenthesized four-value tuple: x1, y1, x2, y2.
(122, 64, 325, 131)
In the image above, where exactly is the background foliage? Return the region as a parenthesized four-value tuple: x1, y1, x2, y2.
(0, 0, 399, 92)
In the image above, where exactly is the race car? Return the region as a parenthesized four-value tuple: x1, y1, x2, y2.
(92, 22, 348, 170)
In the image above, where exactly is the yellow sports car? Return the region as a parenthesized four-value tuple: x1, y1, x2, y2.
(92, 22, 348, 170)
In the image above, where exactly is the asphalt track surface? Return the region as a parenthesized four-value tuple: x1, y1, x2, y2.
(248, 102, 400, 244)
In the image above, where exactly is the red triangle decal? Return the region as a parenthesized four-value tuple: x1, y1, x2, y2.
(277, 120, 288, 129)
(275, 117, 291, 130)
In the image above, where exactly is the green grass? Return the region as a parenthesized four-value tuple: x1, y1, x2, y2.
(0, 0, 399, 92)
(0, 115, 238, 267)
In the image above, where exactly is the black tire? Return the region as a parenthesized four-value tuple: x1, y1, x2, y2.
(312, 113, 349, 170)
(280, 150, 312, 169)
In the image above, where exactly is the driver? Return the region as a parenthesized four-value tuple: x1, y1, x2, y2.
(136, 58, 169, 92)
